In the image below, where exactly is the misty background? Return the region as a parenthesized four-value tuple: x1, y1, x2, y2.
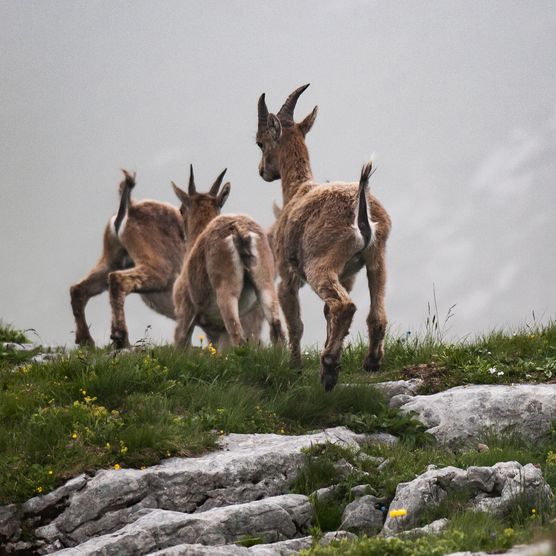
(1, 1, 555, 348)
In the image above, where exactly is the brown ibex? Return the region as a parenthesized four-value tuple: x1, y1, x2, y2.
(70, 171, 264, 348)
(172, 166, 285, 349)
(256, 84, 391, 390)
(70, 170, 186, 348)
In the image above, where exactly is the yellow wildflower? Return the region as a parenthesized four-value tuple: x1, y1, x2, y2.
(114, 463, 121, 470)
(389, 509, 408, 518)
(71, 432, 78, 440)
(48, 470, 53, 476)
(280, 428, 286, 434)
(36, 486, 43, 494)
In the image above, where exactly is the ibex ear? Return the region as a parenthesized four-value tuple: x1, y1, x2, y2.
(267, 114, 282, 141)
(299, 105, 318, 136)
(217, 182, 231, 208)
(172, 182, 190, 208)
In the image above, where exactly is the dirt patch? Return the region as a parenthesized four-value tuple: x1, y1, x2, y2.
(401, 363, 449, 393)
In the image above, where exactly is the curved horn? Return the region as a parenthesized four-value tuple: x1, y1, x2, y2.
(277, 83, 310, 125)
(258, 93, 269, 130)
(188, 164, 196, 195)
(209, 168, 227, 196)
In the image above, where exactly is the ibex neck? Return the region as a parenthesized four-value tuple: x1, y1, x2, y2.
(279, 133, 313, 205)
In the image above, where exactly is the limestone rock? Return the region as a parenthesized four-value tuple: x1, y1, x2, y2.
(397, 384, 556, 446)
(0, 504, 21, 543)
(148, 531, 356, 556)
(372, 378, 424, 399)
(340, 495, 384, 535)
(382, 461, 553, 535)
(398, 518, 449, 539)
(35, 427, 365, 547)
(446, 539, 553, 555)
(52, 494, 312, 556)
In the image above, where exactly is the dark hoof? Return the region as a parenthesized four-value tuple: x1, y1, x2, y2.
(111, 330, 130, 350)
(320, 354, 340, 392)
(363, 354, 382, 373)
(76, 335, 95, 348)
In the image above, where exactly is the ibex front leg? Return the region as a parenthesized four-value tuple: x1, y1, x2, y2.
(108, 266, 167, 348)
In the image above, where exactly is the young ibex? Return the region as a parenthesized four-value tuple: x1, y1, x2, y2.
(70, 170, 187, 348)
(172, 166, 285, 348)
(256, 84, 391, 391)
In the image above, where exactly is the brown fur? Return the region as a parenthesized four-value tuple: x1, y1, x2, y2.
(172, 168, 285, 349)
(70, 171, 186, 348)
(256, 85, 391, 390)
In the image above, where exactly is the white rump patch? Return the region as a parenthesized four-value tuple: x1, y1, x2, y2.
(352, 192, 376, 247)
(109, 213, 127, 237)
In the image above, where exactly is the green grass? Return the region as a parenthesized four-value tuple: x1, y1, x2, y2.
(1, 318, 555, 552)
(0, 341, 430, 504)
(0, 321, 30, 343)
(343, 321, 556, 391)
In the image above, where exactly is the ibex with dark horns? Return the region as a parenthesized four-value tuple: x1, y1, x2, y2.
(172, 166, 285, 348)
(256, 84, 391, 390)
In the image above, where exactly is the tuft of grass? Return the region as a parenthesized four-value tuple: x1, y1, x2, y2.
(0, 321, 30, 343)
(342, 321, 556, 392)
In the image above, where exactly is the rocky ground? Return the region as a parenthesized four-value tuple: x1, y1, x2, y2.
(1, 339, 555, 555)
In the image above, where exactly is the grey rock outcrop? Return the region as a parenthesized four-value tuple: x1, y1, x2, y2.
(446, 540, 554, 556)
(52, 494, 312, 555)
(382, 461, 553, 535)
(340, 495, 384, 535)
(398, 518, 449, 539)
(28, 427, 366, 550)
(148, 531, 356, 555)
(398, 384, 556, 446)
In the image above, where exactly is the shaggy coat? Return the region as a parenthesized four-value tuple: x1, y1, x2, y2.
(70, 171, 186, 347)
(172, 167, 284, 348)
(256, 84, 391, 390)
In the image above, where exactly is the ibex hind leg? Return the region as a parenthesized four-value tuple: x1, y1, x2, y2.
(249, 259, 285, 346)
(70, 230, 128, 347)
(363, 248, 387, 373)
(309, 270, 356, 392)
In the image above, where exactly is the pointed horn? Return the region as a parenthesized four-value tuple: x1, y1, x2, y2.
(258, 93, 269, 130)
(188, 164, 196, 195)
(209, 168, 227, 196)
(277, 83, 310, 125)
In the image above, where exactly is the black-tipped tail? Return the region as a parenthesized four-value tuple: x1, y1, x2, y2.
(114, 170, 136, 235)
(357, 161, 374, 247)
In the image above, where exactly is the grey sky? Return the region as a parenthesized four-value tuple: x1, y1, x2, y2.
(1, 1, 555, 347)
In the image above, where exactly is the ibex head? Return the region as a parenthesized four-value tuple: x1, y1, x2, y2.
(256, 84, 318, 182)
(172, 165, 230, 241)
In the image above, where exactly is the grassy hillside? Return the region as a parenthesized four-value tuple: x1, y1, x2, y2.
(1, 322, 555, 554)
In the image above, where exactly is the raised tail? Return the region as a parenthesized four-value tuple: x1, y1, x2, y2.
(357, 159, 375, 247)
(114, 169, 136, 235)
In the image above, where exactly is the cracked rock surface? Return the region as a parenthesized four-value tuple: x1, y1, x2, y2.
(397, 384, 556, 446)
(52, 495, 312, 556)
(1, 427, 368, 553)
(382, 461, 553, 535)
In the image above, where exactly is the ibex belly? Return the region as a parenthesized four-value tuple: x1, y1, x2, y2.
(140, 291, 175, 319)
(199, 283, 258, 326)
